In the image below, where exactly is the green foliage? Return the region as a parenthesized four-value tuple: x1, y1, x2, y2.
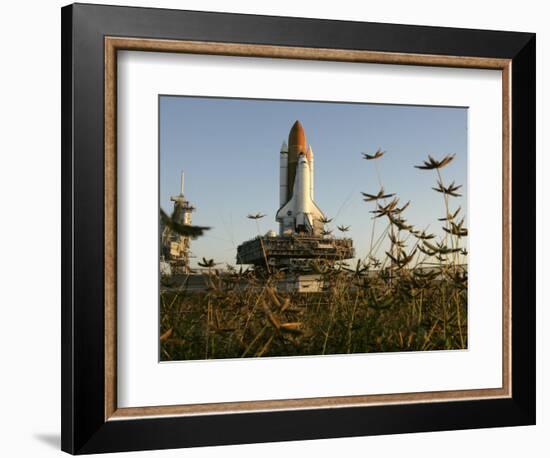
(160, 208, 210, 238)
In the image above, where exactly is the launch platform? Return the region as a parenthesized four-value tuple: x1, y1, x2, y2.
(237, 234, 354, 270)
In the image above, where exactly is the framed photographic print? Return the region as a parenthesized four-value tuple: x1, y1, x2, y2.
(61, 3, 536, 454)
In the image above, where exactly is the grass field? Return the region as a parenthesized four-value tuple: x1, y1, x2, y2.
(160, 152, 468, 361)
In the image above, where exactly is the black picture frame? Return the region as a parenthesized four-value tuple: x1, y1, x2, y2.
(61, 3, 535, 454)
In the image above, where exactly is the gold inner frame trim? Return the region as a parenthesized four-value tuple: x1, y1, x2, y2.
(104, 36, 512, 421)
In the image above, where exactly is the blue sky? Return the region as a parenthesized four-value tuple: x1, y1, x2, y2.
(160, 95, 467, 268)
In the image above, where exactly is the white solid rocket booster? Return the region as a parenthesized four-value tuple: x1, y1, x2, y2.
(279, 141, 288, 207)
(307, 145, 314, 200)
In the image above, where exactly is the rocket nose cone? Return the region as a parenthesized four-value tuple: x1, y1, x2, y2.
(306, 145, 313, 161)
(288, 120, 307, 151)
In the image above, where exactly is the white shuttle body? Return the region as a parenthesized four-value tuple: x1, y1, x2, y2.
(276, 121, 325, 235)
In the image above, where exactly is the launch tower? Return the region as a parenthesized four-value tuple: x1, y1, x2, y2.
(161, 171, 195, 274)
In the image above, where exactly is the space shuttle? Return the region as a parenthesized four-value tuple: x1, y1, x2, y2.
(276, 121, 325, 235)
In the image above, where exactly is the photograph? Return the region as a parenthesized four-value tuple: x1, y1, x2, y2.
(159, 95, 469, 361)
